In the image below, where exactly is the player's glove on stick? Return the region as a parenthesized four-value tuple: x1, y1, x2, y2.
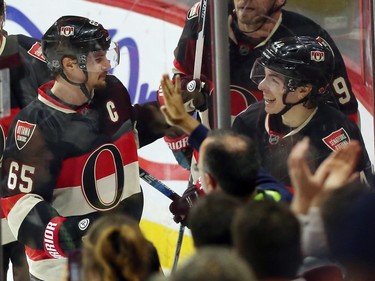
(169, 180, 205, 227)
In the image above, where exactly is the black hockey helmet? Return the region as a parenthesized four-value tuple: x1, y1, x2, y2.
(251, 36, 335, 94)
(42, 15, 118, 73)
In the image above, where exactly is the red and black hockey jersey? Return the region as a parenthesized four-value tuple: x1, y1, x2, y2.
(1, 34, 51, 162)
(0, 34, 51, 245)
(0, 75, 163, 280)
(174, 5, 358, 122)
(232, 102, 372, 188)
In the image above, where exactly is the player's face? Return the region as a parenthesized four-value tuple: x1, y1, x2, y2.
(258, 68, 287, 114)
(85, 50, 111, 90)
(234, 0, 281, 25)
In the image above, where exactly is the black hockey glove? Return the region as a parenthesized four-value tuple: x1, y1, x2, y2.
(169, 181, 205, 227)
(179, 75, 210, 112)
(157, 75, 210, 113)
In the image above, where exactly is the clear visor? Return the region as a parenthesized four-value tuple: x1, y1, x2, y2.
(250, 58, 266, 85)
(106, 41, 120, 69)
(89, 41, 120, 71)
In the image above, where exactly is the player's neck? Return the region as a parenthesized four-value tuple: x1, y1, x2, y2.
(238, 10, 281, 38)
(281, 104, 316, 128)
(50, 78, 91, 106)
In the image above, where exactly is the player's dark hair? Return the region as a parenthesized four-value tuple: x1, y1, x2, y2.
(203, 129, 260, 198)
(232, 199, 302, 279)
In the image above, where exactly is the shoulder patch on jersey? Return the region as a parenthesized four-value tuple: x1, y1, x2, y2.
(322, 127, 350, 151)
(15, 120, 36, 150)
(27, 42, 46, 63)
(187, 2, 200, 20)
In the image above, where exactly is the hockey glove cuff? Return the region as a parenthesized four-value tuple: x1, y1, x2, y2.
(164, 128, 193, 170)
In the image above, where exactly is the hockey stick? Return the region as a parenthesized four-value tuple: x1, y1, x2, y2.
(171, 0, 209, 271)
(193, 0, 208, 80)
(139, 167, 180, 201)
(171, 173, 193, 272)
(172, 224, 185, 272)
(139, 167, 186, 271)
(193, 0, 210, 128)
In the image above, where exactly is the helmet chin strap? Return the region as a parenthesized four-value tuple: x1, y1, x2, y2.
(60, 70, 93, 103)
(276, 89, 308, 116)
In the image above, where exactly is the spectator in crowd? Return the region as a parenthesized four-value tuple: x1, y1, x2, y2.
(288, 137, 363, 259)
(155, 247, 257, 281)
(286, 137, 362, 280)
(321, 184, 375, 281)
(187, 192, 241, 247)
(196, 129, 260, 198)
(232, 36, 372, 188)
(232, 199, 302, 281)
(81, 213, 162, 281)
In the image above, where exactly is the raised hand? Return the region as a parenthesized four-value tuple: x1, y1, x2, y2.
(289, 137, 361, 214)
(160, 74, 200, 134)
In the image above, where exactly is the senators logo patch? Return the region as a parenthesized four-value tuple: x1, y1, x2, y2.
(60, 26, 75, 36)
(27, 42, 46, 62)
(15, 121, 36, 150)
(322, 128, 350, 151)
(310, 50, 325, 62)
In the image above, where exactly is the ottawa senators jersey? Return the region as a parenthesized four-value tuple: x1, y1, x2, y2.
(1, 34, 51, 163)
(0, 75, 162, 280)
(0, 34, 51, 246)
(174, 5, 358, 121)
(232, 102, 372, 188)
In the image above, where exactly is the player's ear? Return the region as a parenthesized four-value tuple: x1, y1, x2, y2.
(297, 84, 312, 100)
(62, 56, 77, 70)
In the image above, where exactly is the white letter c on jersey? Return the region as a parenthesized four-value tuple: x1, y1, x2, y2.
(106, 101, 119, 122)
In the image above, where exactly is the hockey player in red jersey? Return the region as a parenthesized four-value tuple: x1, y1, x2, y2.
(0, 16, 167, 281)
(232, 36, 372, 188)
(0, 1, 52, 280)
